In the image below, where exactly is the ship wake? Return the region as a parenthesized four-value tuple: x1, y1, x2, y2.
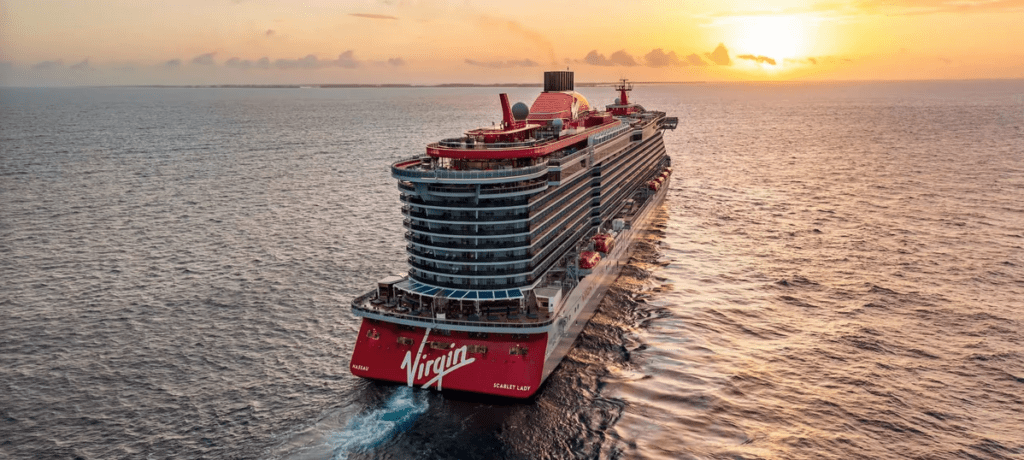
(328, 386, 428, 459)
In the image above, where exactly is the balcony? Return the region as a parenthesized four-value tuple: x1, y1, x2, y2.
(403, 219, 530, 237)
(391, 157, 549, 182)
(407, 245, 531, 263)
(404, 231, 531, 250)
(408, 258, 532, 277)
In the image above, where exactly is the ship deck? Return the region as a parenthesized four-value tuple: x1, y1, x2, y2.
(351, 289, 557, 332)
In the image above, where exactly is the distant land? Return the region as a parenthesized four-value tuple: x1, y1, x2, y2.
(128, 82, 705, 89)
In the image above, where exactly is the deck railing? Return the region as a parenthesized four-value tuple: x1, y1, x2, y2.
(391, 157, 549, 181)
(352, 290, 553, 330)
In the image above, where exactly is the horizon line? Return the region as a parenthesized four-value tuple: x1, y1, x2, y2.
(3, 77, 1024, 89)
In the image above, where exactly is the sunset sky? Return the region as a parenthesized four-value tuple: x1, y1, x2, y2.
(1, 0, 1022, 86)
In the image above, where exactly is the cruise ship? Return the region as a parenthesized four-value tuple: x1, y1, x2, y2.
(349, 71, 677, 397)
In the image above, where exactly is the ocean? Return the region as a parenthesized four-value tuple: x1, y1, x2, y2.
(1, 80, 1022, 459)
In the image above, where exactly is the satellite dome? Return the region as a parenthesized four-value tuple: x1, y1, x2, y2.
(551, 119, 564, 131)
(511, 102, 529, 121)
(615, 97, 621, 105)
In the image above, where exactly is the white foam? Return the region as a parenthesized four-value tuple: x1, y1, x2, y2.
(328, 387, 428, 459)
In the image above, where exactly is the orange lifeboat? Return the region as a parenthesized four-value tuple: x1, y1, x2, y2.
(579, 251, 601, 269)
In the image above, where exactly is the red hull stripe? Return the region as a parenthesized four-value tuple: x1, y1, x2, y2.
(350, 319, 548, 398)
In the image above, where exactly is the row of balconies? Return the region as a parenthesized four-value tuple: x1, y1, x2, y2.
(408, 258, 531, 277)
(400, 193, 530, 209)
(408, 267, 532, 290)
(403, 206, 530, 223)
(403, 219, 531, 236)
(407, 245, 532, 263)
(407, 205, 596, 289)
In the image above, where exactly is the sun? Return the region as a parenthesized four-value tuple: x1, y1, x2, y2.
(729, 15, 810, 62)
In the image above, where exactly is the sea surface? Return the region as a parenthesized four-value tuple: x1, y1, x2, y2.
(1, 80, 1023, 459)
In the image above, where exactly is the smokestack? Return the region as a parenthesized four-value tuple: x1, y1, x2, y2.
(543, 71, 574, 92)
(499, 93, 515, 129)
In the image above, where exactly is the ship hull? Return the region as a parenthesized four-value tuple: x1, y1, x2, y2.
(539, 174, 669, 381)
(349, 175, 670, 398)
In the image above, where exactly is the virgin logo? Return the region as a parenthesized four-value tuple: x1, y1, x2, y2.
(400, 328, 476, 390)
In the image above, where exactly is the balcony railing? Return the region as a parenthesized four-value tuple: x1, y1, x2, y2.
(391, 157, 549, 181)
(407, 256, 532, 274)
(408, 270, 533, 290)
(435, 138, 543, 149)
(407, 245, 531, 263)
(400, 194, 530, 209)
(403, 206, 530, 223)
(403, 219, 530, 236)
(405, 231, 531, 250)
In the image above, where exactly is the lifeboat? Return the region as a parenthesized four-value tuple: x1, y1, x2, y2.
(592, 234, 615, 253)
(579, 251, 601, 269)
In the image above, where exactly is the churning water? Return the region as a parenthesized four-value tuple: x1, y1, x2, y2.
(1, 80, 1023, 459)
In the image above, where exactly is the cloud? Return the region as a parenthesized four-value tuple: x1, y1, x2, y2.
(164, 59, 182, 69)
(225, 57, 252, 69)
(350, 13, 398, 20)
(226, 57, 271, 69)
(32, 60, 63, 71)
(0, 62, 13, 72)
(686, 53, 709, 66)
(737, 54, 777, 65)
(274, 55, 327, 69)
(583, 50, 614, 66)
(581, 50, 637, 66)
(464, 58, 539, 68)
(387, 57, 406, 66)
(609, 50, 638, 66)
(644, 48, 684, 67)
(192, 52, 216, 66)
(784, 57, 820, 65)
(70, 59, 94, 71)
(705, 43, 731, 65)
(336, 50, 358, 68)
(273, 51, 360, 69)
(265, 29, 275, 36)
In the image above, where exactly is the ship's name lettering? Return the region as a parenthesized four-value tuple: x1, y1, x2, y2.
(400, 328, 476, 391)
(493, 383, 532, 392)
(351, 364, 369, 372)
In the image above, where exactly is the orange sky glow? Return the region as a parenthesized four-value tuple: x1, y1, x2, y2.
(1, 0, 1022, 86)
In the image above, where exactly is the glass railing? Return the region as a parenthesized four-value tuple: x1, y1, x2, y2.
(436, 138, 544, 149)
(391, 157, 549, 181)
(407, 245, 531, 263)
(408, 258, 532, 277)
(587, 122, 630, 147)
(352, 289, 553, 329)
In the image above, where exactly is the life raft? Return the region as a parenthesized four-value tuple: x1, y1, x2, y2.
(579, 251, 601, 269)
